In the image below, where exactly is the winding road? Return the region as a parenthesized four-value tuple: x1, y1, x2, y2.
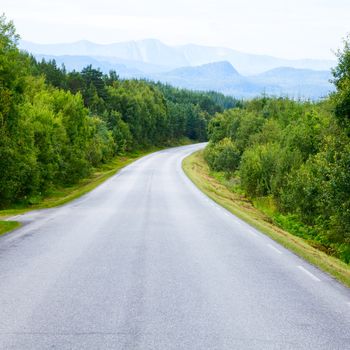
(0, 144, 349, 349)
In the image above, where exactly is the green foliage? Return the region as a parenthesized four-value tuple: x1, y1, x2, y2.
(0, 15, 233, 208)
(332, 35, 350, 129)
(86, 116, 115, 167)
(205, 90, 350, 262)
(240, 143, 282, 197)
(0, 220, 21, 236)
(182, 34, 350, 261)
(29, 56, 67, 89)
(153, 83, 241, 141)
(204, 138, 240, 175)
(105, 111, 132, 154)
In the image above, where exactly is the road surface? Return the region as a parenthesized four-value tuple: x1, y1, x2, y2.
(0, 144, 349, 349)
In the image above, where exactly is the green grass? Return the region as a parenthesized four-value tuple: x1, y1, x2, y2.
(0, 221, 21, 236)
(183, 150, 350, 288)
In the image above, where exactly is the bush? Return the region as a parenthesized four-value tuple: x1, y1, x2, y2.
(239, 143, 281, 197)
(204, 138, 240, 175)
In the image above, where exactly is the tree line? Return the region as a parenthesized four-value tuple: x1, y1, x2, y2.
(204, 37, 350, 263)
(0, 15, 239, 208)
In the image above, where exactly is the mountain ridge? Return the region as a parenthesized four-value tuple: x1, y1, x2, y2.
(20, 39, 335, 76)
(149, 61, 332, 99)
(27, 51, 334, 100)
(164, 61, 240, 79)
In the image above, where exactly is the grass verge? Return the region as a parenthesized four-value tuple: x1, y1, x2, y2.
(0, 221, 21, 236)
(183, 150, 350, 288)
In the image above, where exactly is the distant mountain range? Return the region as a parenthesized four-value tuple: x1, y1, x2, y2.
(20, 39, 335, 99)
(20, 39, 335, 75)
(153, 62, 333, 99)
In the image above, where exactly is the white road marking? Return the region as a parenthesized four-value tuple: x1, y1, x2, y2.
(297, 266, 321, 282)
(267, 243, 282, 254)
(248, 230, 259, 237)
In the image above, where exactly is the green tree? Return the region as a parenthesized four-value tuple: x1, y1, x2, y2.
(239, 143, 281, 197)
(204, 138, 241, 175)
(332, 35, 350, 129)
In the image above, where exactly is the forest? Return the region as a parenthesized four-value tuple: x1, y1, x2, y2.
(0, 15, 238, 208)
(204, 37, 350, 263)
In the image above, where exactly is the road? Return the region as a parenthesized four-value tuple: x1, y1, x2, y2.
(0, 144, 349, 349)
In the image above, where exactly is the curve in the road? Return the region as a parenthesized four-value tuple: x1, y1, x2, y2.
(0, 144, 349, 350)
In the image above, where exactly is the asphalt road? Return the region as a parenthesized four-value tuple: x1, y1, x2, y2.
(0, 144, 349, 349)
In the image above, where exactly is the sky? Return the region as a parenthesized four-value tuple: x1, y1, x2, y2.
(2, 0, 349, 59)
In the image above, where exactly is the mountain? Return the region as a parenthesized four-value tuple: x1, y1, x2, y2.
(25, 51, 335, 99)
(20, 39, 335, 75)
(250, 67, 333, 99)
(164, 61, 240, 80)
(174, 43, 336, 75)
(20, 39, 186, 69)
(253, 66, 331, 84)
(150, 61, 266, 97)
(151, 62, 333, 99)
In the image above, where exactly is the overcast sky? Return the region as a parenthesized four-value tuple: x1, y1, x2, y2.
(2, 0, 349, 59)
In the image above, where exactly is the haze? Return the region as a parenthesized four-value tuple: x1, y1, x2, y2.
(2, 0, 349, 60)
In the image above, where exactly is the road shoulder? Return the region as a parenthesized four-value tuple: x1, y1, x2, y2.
(182, 150, 350, 288)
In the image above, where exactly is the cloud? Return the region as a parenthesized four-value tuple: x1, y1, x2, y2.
(2, 0, 349, 59)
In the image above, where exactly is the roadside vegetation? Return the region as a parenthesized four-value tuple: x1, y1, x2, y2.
(0, 147, 164, 235)
(199, 35, 350, 266)
(0, 147, 158, 217)
(0, 220, 21, 236)
(0, 14, 237, 215)
(183, 151, 350, 287)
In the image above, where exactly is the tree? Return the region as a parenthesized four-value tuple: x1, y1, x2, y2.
(204, 138, 241, 175)
(332, 35, 350, 129)
(239, 143, 281, 197)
